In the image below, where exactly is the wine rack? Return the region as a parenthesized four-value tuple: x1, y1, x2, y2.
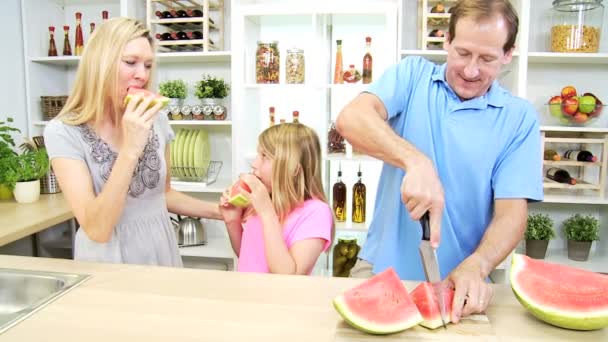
(541, 128, 608, 199)
(418, 0, 458, 50)
(147, 0, 224, 52)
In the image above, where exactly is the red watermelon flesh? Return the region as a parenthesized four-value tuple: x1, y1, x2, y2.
(410, 282, 454, 329)
(123, 87, 169, 109)
(333, 268, 423, 335)
(228, 180, 251, 208)
(510, 254, 608, 330)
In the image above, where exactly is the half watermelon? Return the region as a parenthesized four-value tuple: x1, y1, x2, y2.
(410, 282, 454, 329)
(510, 253, 608, 330)
(333, 268, 423, 335)
(123, 87, 170, 110)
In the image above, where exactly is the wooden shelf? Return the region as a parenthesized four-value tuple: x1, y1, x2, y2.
(157, 51, 231, 63)
(544, 137, 606, 144)
(151, 0, 222, 11)
(334, 221, 369, 232)
(543, 178, 600, 190)
(169, 120, 231, 126)
(324, 153, 380, 162)
(527, 52, 608, 65)
(543, 160, 602, 167)
(542, 193, 608, 205)
(540, 125, 608, 133)
(170, 176, 230, 193)
(30, 56, 80, 66)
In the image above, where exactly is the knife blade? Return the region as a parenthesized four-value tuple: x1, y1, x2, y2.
(418, 212, 448, 330)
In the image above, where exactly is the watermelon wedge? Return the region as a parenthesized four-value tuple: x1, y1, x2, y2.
(510, 254, 608, 331)
(228, 180, 251, 208)
(333, 268, 423, 335)
(410, 282, 454, 329)
(123, 87, 169, 110)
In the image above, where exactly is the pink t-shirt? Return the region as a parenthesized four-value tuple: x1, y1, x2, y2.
(237, 199, 333, 273)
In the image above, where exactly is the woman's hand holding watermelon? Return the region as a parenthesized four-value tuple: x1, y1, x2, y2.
(121, 92, 163, 158)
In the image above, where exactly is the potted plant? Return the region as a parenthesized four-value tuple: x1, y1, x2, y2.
(159, 79, 187, 120)
(0, 118, 21, 200)
(9, 140, 50, 203)
(562, 214, 600, 261)
(524, 213, 555, 259)
(194, 74, 230, 120)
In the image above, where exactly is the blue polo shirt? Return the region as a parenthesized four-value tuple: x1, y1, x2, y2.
(361, 56, 543, 280)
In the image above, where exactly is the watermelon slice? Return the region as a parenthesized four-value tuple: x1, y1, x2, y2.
(123, 87, 169, 110)
(410, 282, 454, 329)
(510, 254, 608, 331)
(333, 268, 423, 335)
(228, 180, 251, 208)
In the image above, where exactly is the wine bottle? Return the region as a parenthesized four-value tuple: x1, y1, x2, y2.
(430, 3, 446, 13)
(544, 149, 561, 161)
(90, 22, 95, 34)
(155, 32, 173, 41)
(74, 12, 84, 56)
(546, 168, 577, 185)
(48, 26, 58, 57)
(352, 164, 366, 223)
(564, 150, 597, 162)
(362, 37, 373, 84)
(187, 9, 215, 24)
(333, 40, 343, 84)
(102, 10, 108, 21)
(175, 31, 189, 40)
(333, 163, 347, 222)
(156, 10, 173, 19)
(62, 25, 72, 56)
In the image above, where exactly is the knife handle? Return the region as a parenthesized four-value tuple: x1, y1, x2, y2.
(420, 211, 431, 241)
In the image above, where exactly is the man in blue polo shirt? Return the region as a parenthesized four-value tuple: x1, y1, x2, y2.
(336, 0, 542, 323)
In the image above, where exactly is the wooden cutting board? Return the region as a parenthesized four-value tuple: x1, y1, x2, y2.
(334, 314, 498, 341)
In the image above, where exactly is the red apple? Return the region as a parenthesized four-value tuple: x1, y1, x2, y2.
(562, 96, 579, 116)
(573, 112, 589, 124)
(561, 86, 577, 99)
(548, 95, 563, 117)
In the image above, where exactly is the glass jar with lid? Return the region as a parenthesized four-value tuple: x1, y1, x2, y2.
(256, 41, 280, 84)
(332, 236, 360, 277)
(550, 0, 604, 53)
(285, 48, 305, 84)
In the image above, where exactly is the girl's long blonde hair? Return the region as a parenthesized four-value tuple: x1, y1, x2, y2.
(258, 123, 327, 223)
(57, 17, 154, 127)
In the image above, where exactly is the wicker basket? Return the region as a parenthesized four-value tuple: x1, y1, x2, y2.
(41, 96, 68, 120)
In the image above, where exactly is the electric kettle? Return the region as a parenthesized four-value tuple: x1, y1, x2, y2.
(171, 215, 207, 247)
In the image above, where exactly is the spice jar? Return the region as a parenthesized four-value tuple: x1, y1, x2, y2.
(550, 0, 604, 53)
(285, 48, 305, 84)
(332, 237, 360, 277)
(327, 121, 346, 154)
(256, 41, 280, 84)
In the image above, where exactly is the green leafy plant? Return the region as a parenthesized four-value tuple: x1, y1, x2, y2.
(0, 118, 21, 190)
(159, 79, 187, 99)
(525, 213, 555, 240)
(194, 74, 230, 99)
(563, 214, 600, 242)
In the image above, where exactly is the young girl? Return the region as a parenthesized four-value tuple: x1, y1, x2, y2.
(220, 123, 333, 275)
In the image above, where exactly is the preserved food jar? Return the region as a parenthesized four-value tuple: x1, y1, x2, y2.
(332, 237, 360, 277)
(285, 48, 305, 84)
(550, 0, 604, 53)
(256, 41, 280, 84)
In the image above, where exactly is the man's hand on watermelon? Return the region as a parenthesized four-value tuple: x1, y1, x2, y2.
(446, 252, 493, 323)
(400, 153, 445, 248)
(121, 92, 163, 159)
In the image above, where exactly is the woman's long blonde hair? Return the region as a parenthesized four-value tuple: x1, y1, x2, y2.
(258, 123, 327, 223)
(57, 17, 154, 127)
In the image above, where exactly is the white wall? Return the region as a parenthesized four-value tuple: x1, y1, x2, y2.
(0, 0, 28, 136)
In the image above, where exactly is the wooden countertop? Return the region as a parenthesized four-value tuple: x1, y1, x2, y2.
(0, 256, 605, 341)
(0, 194, 73, 246)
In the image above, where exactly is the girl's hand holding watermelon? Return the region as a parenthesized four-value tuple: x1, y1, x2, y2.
(121, 91, 164, 159)
(219, 188, 245, 224)
(237, 174, 274, 219)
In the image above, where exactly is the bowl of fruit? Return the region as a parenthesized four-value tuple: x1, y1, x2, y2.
(546, 86, 604, 126)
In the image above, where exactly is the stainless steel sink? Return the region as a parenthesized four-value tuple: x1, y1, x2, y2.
(0, 268, 90, 334)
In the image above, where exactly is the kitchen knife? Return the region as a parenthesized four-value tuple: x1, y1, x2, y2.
(419, 211, 448, 330)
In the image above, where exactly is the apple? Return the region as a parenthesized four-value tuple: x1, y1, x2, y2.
(573, 112, 589, 124)
(561, 85, 577, 99)
(548, 95, 563, 117)
(584, 92, 604, 117)
(562, 96, 579, 116)
(578, 95, 596, 114)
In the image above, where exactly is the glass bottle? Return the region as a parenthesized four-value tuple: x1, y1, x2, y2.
(256, 41, 280, 84)
(286, 48, 305, 84)
(62, 25, 72, 56)
(102, 10, 109, 22)
(332, 237, 360, 277)
(333, 40, 343, 84)
(292, 110, 299, 123)
(269, 106, 275, 126)
(74, 12, 84, 56)
(546, 167, 577, 185)
(352, 164, 366, 223)
(543, 149, 561, 161)
(332, 163, 347, 222)
(47, 26, 58, 57)
(564, 150, 598, 162)
(327, 121, 345, 154)
(90, 23, 95, 34)
(550, 0, 604, 53)
(362, 37, 373, 84)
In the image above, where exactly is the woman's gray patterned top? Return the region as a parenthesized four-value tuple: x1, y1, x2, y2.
(44, 114, 182, 267)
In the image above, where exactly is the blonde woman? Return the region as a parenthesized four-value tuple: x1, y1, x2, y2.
(220, 123, 333, 275)
(44, 18, 221, 266)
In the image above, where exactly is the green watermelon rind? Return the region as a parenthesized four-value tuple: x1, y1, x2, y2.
(123, 88, 170, 110)
(228, 194, 250, 208)
(510, 254, 608, 331)
(333, 295, 423, 335)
